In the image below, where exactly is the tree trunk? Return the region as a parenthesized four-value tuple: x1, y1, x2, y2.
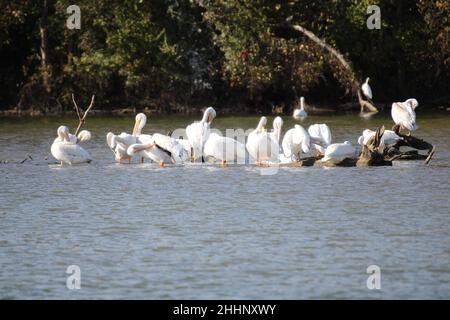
(39, 0, 51, 94)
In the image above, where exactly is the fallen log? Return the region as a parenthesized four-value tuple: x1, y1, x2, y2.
(357, 126, 392, 166)
(385, 126, 436, 165)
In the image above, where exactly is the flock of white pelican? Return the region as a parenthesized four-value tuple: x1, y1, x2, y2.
(50, 97, 419, 167)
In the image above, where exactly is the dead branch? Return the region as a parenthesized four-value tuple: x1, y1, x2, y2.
(273, 19, 379, 113)
(71, 94, 95, 136)
(71, 93, 82, 121)
(386, 126, 436, 165)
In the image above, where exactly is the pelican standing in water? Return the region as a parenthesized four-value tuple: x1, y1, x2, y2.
(308, 124, 332, 156)
(51, 126, 92, 165)
(281, 124, 310, 162)
(106, 113, 148, 163)
(293, 97, 307, 120)
(186, 107, 216, 162)
(203, 133, 246, 167)
(246, 116, 279, 165)
(391, 98, 418, 133)
(361, 77, 373, 101)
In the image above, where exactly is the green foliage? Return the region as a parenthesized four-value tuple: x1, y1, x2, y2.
(0, 0, 449, 113)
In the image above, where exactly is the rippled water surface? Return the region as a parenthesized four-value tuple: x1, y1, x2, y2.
(0, 112, 449, 299)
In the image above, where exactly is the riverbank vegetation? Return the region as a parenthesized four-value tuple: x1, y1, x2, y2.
(1, 0, 449, 115)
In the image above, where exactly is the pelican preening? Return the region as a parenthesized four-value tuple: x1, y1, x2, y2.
(322, 141, 357, 163)
(308, 124, 332, 156)
(186, 107, 217, 162)
(246, 116, 280, 165)
(362, 77, 373, 100)
(106, 113, 149, 163)
(51, 126, 92, 165)
(50, 96, 424, 167)
(293, 97, 307, 120)
(127, 133, 189, 166)
(391, 98, 418, 132)
(204, 133, 246, 166)
(280, 124, 310, 162)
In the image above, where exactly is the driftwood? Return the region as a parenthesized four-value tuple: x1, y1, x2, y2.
(274, 19, 378, 113)
(71, 94, 95, 136)
(384, 125, 436, 165)
(315, 158, 358, 167)
(357, 126, 392, 166)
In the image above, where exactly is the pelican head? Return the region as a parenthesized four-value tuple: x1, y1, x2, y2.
(132, 113, 147, 136)
(405, 98, 419, 110)
(273, 116, 283, 131)
(365, 77, 370, 84)
(300, 96, 305, 108)
(57, 125, 70, 142)
(77, 130, 91, 143)
(256, 116, 268, 131)
(202, 107, 217, 124)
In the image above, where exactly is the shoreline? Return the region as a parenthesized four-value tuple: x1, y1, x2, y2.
(0, 103, 449, 118)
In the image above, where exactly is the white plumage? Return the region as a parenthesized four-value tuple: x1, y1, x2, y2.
(358, 129, 402, 147)
(186, 107, 216, 161)
(308, 124, 332, 155)
(391, 98, 418, 131)
(282, 124, 311, 162)
(269, 116, 284, 153)
(246, 116, 279, 164)
(204, 132, 246, 164)
(293, 97, 307, 120)
(127, 133, 188, 165)
(106, 113, 148, 163)
(51, 126, 92, 165)
(322, 141, 356, 163)
(362, 77, 373, 100)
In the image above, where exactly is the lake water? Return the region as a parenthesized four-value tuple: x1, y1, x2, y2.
(0, 112, 449, 299)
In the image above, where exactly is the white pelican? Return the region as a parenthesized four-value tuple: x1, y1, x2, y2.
(362, 77, 373, 100)
(204, 133, 246, 166)
(106, 113, 148, 163)
(127, 133, 188, 166)
(293, 97, 307, 120)
(56, 129, 91, 144)
(186, 107, 216, 162)
(321, 141, 356, 163)
(282, 124, 310, 162)
(391, 98, 418, 132)
(308, 124, 332, 155)
(358, 129, 401, 147)
(269, 116, 284, 153)
(51, 126, 92, 165)
(246, 116, 279, 165)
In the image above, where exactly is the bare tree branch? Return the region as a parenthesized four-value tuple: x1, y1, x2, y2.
(274, 20, 379, 113)
(72, 94, 95, 136)
(71, 93, 82, 121)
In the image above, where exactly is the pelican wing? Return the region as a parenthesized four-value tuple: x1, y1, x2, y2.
(322, 142, 356, 163)
(204, 133, 246, 162)
(392, 102, 417, 131)
(152, 133, 188, 163)
(51, 141, 92, 164)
